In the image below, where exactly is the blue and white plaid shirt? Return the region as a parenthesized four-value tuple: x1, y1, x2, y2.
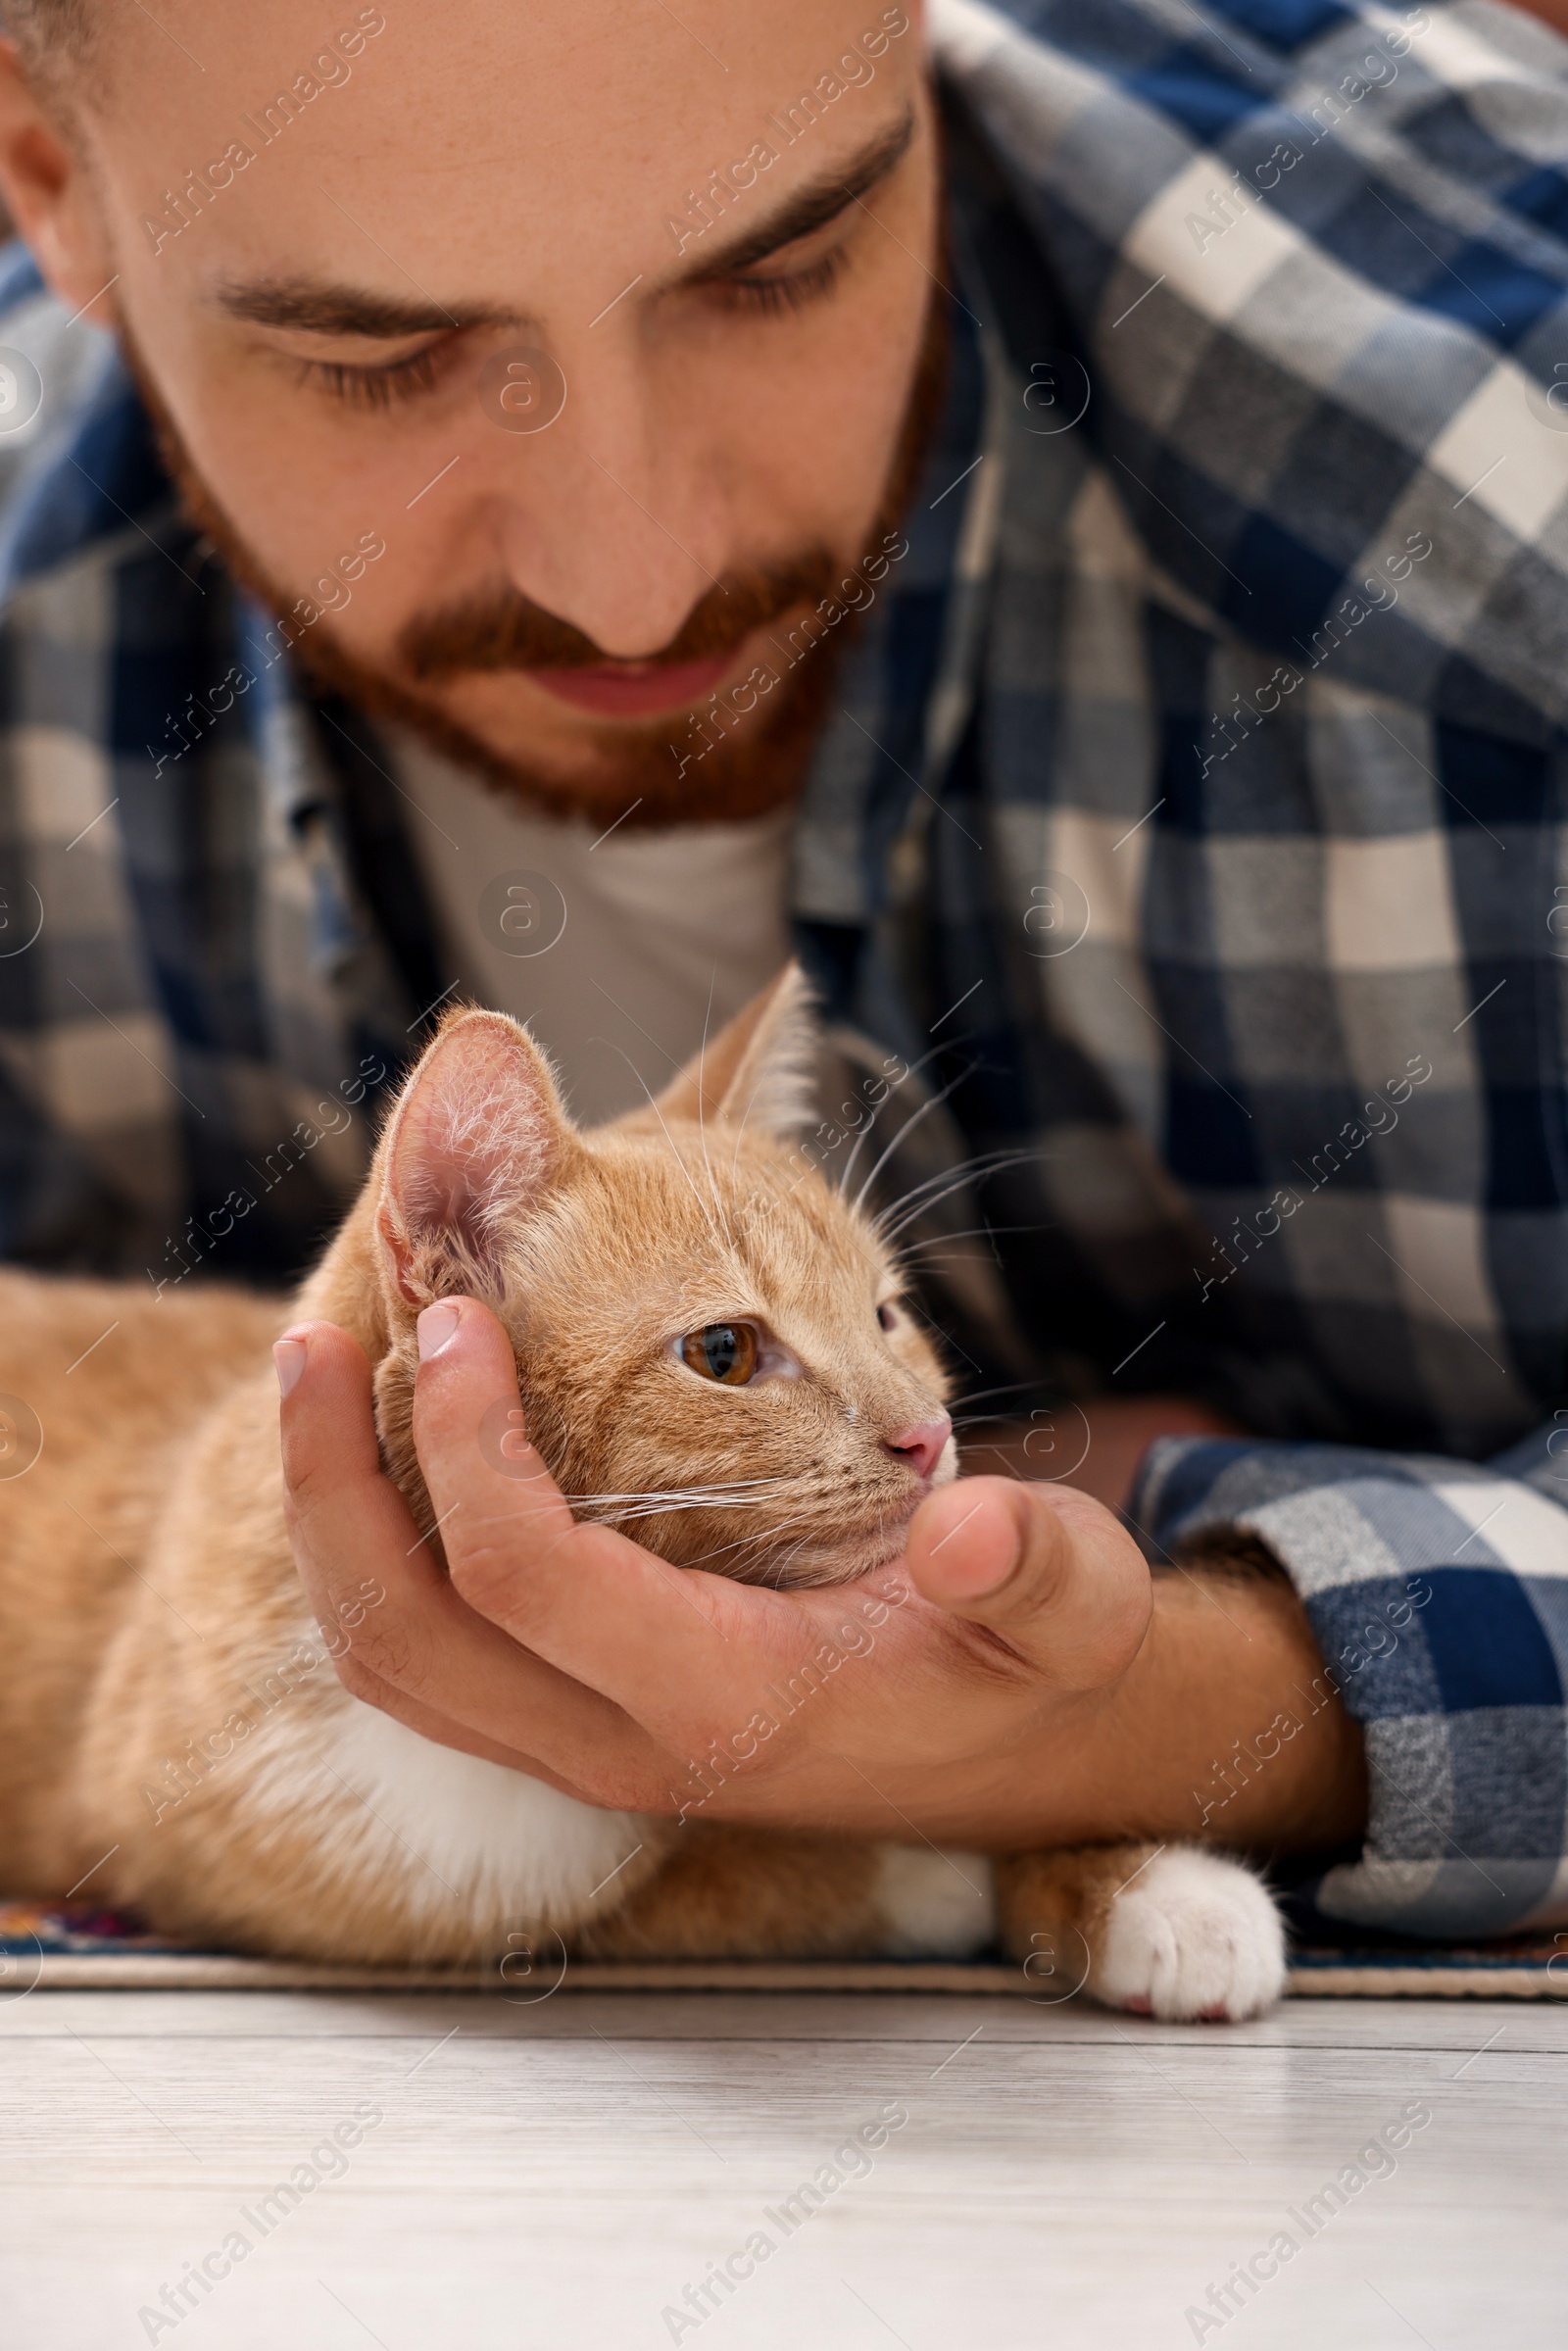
(2, 0, 1567, 1939)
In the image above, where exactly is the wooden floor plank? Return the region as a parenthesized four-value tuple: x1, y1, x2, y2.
(6, 1985, 1568, 2045)
(0, 1991, 1558, 2349)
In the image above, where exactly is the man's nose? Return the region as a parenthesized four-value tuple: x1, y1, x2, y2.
(882, 1413, 953, 1483)
(488, 343, 727, 660)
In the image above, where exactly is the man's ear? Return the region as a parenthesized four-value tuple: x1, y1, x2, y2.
(651, 960, 818, 1140)
(0, 42, 117, 321)
(374, 1008, 573, 1310)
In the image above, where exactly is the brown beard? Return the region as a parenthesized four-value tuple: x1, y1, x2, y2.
(118, 290, 950, 830)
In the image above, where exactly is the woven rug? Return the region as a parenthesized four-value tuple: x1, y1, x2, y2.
(2, 1902, 1564, 1998)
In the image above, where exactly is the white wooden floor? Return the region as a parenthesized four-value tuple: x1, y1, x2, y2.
(1, 1989, 1561, 2350)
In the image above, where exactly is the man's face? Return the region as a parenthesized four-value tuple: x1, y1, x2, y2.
(25, 0, 939, 820)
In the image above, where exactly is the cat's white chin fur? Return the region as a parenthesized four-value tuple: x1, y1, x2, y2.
(1092, 1848, 1286, 2021)
(873, 1844, 997, 1958)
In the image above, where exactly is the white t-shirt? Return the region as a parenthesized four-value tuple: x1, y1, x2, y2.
(392, 731, 796, 1128)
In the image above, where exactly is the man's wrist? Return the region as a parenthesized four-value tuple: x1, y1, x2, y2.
(1006, 1558, 1367, 1854)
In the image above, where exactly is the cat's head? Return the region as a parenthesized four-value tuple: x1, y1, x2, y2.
(365, 964, 956, 1588)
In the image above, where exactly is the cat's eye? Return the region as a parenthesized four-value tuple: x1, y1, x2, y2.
(681, 1323, 759, 1386)
(878, 1303, 899, 1332)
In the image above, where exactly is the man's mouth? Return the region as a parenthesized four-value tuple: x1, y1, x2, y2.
(526, 652, 736, 719)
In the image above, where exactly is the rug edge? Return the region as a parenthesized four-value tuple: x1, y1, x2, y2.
(10, 1955, 1568, 1997)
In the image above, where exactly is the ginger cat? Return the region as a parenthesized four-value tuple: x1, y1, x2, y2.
(0, 965, 1285, 2018)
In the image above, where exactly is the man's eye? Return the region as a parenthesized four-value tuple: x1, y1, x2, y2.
(296, 344, 450, 412)
(680, 1323, 760, 1385)
(710, 248, 845, 318)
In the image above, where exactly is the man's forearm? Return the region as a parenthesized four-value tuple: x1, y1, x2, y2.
(1028, 1561, 1367, 1855)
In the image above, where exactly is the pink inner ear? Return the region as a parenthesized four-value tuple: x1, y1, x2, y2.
(379, 1014, 561, 1303)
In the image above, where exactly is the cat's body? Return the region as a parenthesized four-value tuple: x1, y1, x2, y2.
(0, 967, 1286, 2017)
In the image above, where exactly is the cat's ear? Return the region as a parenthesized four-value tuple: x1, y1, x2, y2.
(374, 1008, 572, 1309)
(652, 959, 818, 1139)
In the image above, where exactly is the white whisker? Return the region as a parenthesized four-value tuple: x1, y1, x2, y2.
(897, 1222, 1046, 1255)
(675, 1528, 776, 1569)
(562, 1473, 794, 1499)
(874, 1145, 1045, 1230)
(835, 1041, 950, 1199)
(695, 967, 731, 1246)
(584, 1498, 791, 1527)
(727, 1069, 779, 1194)
(877, 1150, 1046, 1245)
(763, 1519, 827, 1586)
(872, 1151, 1025, 1233)
(562, 1474, 796, 1524)
(589, 1036, 730, 1249)
(852, 1062, 974, 1217)
(696, 1507, 824, 1573)
(567, 1491, 793, 1507)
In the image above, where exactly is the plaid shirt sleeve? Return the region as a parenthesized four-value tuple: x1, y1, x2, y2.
(1131, 1423, 1568, 1936)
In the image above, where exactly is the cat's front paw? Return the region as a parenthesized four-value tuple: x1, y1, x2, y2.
(1091, 1847, 1285, 2022)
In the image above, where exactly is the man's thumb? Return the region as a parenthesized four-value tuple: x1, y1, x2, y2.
(905, 1477, 1152, 1686)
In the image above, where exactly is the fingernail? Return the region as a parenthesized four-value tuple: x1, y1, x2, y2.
(273, 1339, 306, 1397)
(417, 1300, 462, 1360)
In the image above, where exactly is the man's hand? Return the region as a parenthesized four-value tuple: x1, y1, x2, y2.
(275, 1298, 1365, 1852)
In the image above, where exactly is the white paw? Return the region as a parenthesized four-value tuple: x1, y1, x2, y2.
(873, 1843, 997, 1958)
(1093, 1848, 1285, 2022)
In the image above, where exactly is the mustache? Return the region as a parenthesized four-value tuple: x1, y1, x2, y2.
(399, 548, 843, 682)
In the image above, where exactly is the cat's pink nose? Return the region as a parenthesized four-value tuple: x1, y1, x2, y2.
(883, 1414, 952, 1483)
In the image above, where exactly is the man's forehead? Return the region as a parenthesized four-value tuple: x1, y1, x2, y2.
(209, 110, 917, 340)
(92, 0, 926, 306)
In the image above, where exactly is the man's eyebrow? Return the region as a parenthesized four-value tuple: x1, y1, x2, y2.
(210, 281, 525, 338)
(683, 107, 918, 280)
(210, 106, 919, 338)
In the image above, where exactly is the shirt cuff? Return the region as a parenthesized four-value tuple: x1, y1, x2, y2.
(1128, 1435, 1568, 1942)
